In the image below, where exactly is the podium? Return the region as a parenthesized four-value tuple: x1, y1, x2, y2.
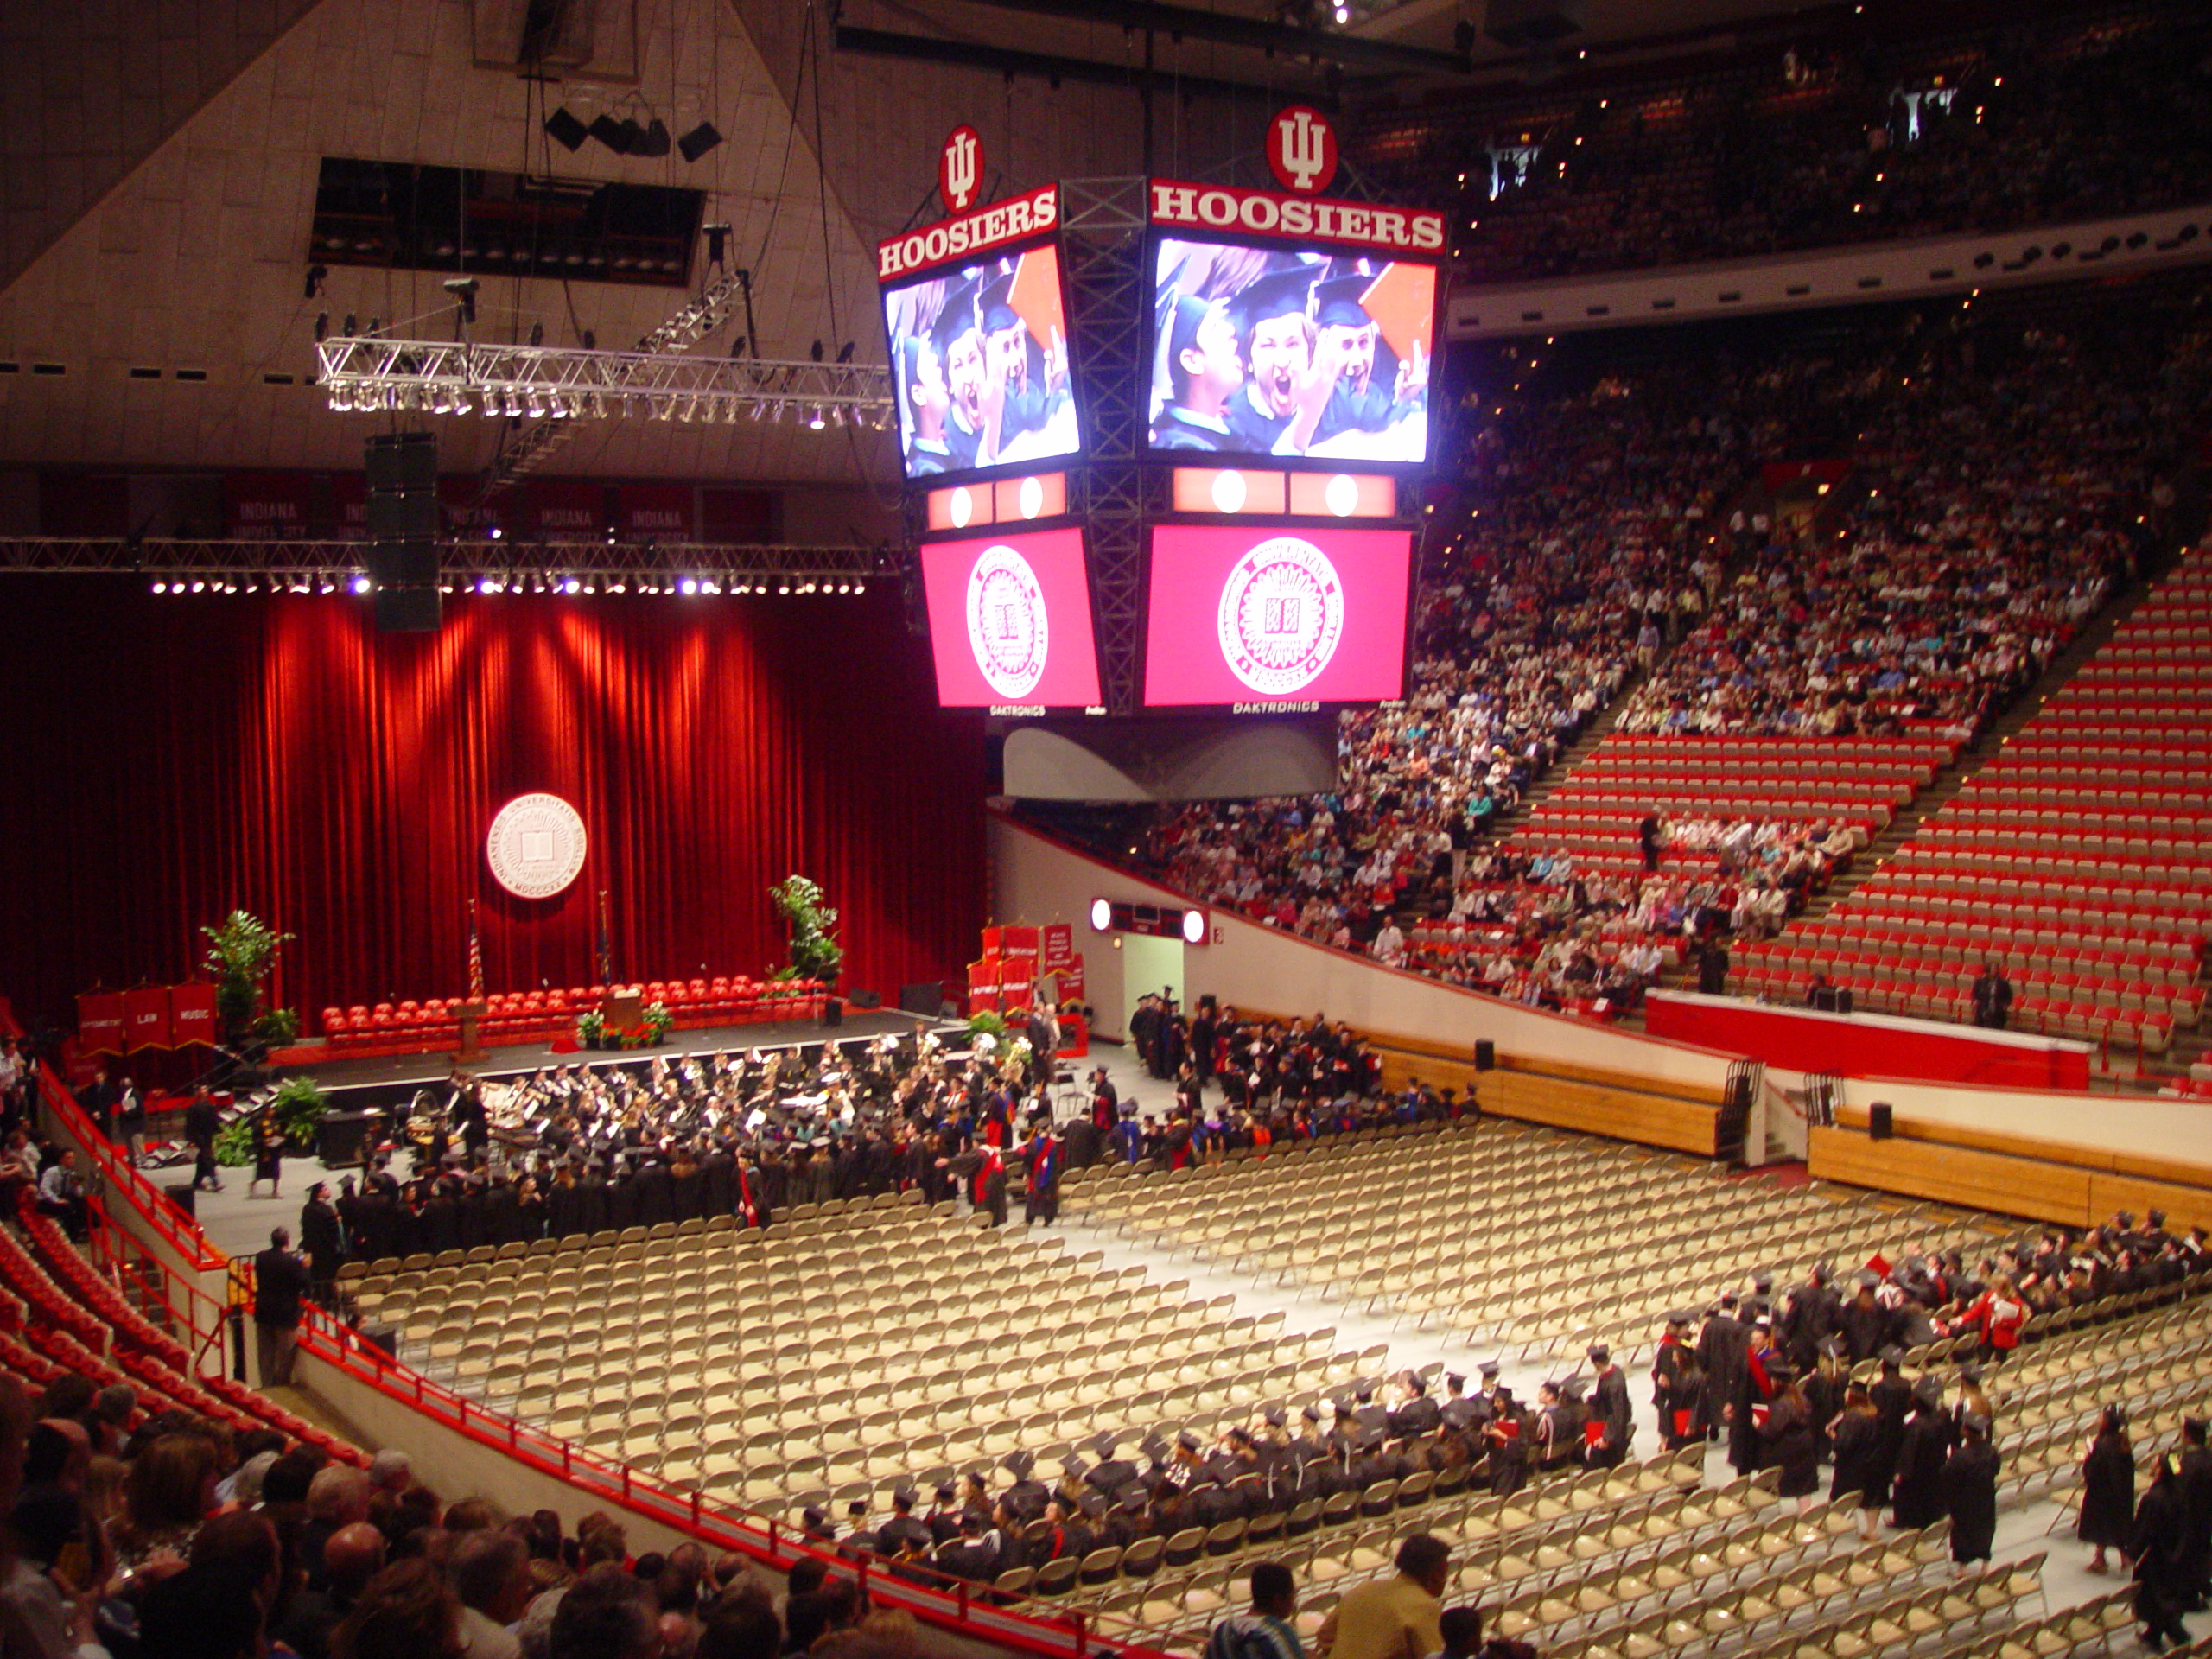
(603, 990, 643, 1035)
(450, 1000, 489, 1065)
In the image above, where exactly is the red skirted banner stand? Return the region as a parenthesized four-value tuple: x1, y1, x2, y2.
(1644, 989, 2093, 1090)
(969, 924, 1089, 1058)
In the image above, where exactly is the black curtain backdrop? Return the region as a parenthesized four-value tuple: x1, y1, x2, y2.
(0, 582, 986, 1033)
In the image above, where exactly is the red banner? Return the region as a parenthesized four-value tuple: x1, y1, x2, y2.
(77, 992, 126, 1056)
(169, 982, 219, 1048)
(439, 476, 505, 537)
(121, 986, 173, 1051)
(615, 482, 695, 542)
(983, 925, 1039, 956)
(1041, 923, 1074, 971)
(1051, 956, 1084, 1005)
(524, 479, 606, 538)
(224, 473, 315, 540)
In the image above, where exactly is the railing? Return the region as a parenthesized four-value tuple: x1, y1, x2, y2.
(22, 1007, 1178, 1659)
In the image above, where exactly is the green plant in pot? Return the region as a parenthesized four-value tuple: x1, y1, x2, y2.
(576, 1008, 607, 1049)
(769, 876, 842, 988)
(213, 1077, 328, 1165)
(200, 910, 299, 1050)
(641, 1001, 673, 1045)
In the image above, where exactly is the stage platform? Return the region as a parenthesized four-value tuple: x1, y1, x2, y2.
(273, 1009, 945, 1114)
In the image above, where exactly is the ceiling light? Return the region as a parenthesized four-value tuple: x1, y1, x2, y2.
(350, 574, 372, 594)
(680, 577, 699, 594)
(150, 581, 167, 594)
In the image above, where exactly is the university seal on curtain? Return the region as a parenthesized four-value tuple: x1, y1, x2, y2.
(486, 793, 588, 899)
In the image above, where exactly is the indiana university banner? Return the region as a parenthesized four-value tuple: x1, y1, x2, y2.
(169, 982, 219, 1048)
(122, 986, 173, 1051)
(77, 992, 126, 1055)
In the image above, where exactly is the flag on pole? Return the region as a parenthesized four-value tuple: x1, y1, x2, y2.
(596, 889, 613, 985)
(467, 898, 486, 1001)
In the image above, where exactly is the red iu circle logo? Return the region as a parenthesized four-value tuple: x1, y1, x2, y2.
(1268, 105, 1338, 194)
(966, 542, 1049, 699)
(1217, 535, 1345, 695)
(939, 125, 984, 214)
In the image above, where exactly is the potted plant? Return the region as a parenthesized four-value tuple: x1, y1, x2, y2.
(769, 876, 842, 989)
(200, 910, 299, 1051)
(576, 1009, 607, 1049)
(641, 1001, 673, 1045)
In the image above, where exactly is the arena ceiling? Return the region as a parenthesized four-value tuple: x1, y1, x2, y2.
(0, 0, 1824, 487)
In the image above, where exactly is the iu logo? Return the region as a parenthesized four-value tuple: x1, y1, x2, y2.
(965, 542, 1049, 699)
(1268, 105, 1338, 194)
(1217, 535, 1345, 696)
(939, 124, 984, 214)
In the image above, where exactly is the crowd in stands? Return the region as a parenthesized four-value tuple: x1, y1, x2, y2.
(1353, 3, 2212, 283)
(1614, 314, 2164, 736)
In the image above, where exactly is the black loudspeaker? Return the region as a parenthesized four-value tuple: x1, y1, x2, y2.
(1473, 1039, 1496, 1071)
(365, 432, 441, 632)
(849, 988, 882, 1010)
(1869, 1103, 1894, 1141)
(163, 1182, 196, 1218)
(899, 981, 943, 1017)
(822, 999, 843, 1027)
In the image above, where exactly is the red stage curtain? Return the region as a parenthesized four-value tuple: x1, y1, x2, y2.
(0, 583, 986, 1028)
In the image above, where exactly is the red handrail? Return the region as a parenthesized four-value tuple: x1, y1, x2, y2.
(296, 1318, 1176, 1659)
(32, 1062, 225, 1272)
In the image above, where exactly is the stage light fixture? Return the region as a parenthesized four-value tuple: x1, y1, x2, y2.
(150, 581, 167, 594)
(608, 582, 626, 594)
(305, 263, 327, 298)
(808, 405, 826, 430)
(854, 581, 866, 594)
(318, 580, 335, 594)
(315, 311, 328, 343)
(777, 579, 791, 594)
(191, 581, 206, 594)
(680, 577, 699, 594)
(488, 526, 504, 541)
(350, 574, 372, 594)
(677, 120, 723, 162)
(544, 106, 588, 151)
(442, 276, 479, 325)
(701, 579, 720, 594)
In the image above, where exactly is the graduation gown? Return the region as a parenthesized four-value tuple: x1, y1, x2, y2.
(1941, 1440, 2001, 1561)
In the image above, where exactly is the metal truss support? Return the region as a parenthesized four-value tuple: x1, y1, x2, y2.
(1059, 177, 1152, 717)
(0, 539, 890, 592)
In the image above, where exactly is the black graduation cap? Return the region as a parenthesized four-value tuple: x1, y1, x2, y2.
(1139, 1432, 1170, 1465)
(846, 1498, 869, 1517)
(1959, 1364, 1984, 1385)
(931, 277, 982, 354)
(1300, 1403, 1322, 1424)
(1817, 1336, 1846, 1359)
(1311, 273, 1372, 330)
(1005, 1449, 1035, 1480)
(1445, 1372, 1466, 1392)
(1060, 1456, 1088, 1483)
(1085, 1431, 1120, 1460)
(1077, 1491, 1107, 1520)
(1478, 1360, 1502, 1379)
(1230, 264, 1317, 332)
(802, 1505, 829, 1529)
(1665, 1310, 1695, 1327)
(1354, 1382, 1375, 1404)
(980, 270, 1022, 335)
(1961, 1411, 1990, 1437)
(1764, 1360, 1797, 1387)
(1356, 1422, 1386, 1450)
(1878, 1344, 1906, 1368)
(1263, 1406, 1287, 1428)
(1587, 1343, 1611, 1364)
(1751, 1272, 1774, 1294)
(1175, 1429, 1203, 1453)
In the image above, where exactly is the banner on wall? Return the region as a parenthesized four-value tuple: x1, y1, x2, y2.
(1041, 923, 1074, 971)
(168, 982, 219, 1048)
(223, 474, 315, 540)
(77, 993, 126, 1056)
(615, 482, 696, 541)
(121, 987, 173, 1051)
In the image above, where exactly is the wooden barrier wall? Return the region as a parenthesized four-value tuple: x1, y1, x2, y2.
(1236, 1010, 1727, 1160)
(1808, 1106, 2212, 1230)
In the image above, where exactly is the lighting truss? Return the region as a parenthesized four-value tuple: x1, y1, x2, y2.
(0, 538, 892, 593)
(315, 339, 893, 436)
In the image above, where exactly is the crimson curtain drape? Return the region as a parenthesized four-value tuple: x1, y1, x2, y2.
(0, 582, 986, 1030)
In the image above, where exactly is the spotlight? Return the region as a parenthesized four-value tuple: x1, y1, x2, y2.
(319, 580, 336, 594)
(778, 579, 791, 594)
(854, 581, 866, 595)
(810, 340, 824, 362)
(808, 405, 826, 430)
(835, 340, 855, 364)
(342, 312, 357, 336)
(191, 581, 206, 594)
(680, 577, 699, 594)
(702, 222, 730, 268)
(677, 120, 723, 162)
(305, 263, 327, 298)
(544, 107, 588, 151)
(563, 578, 581, 594)
(151, 581, 167, 594)
(443, 276, 479, 324)
(315, 311, 328, 342)
(351, 574, 372, 594)
(529, 321, 544, 346)
(489, 526, 504, 541)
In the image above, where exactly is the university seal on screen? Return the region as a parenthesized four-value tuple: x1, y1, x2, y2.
(1217, 536, 1344, 695)
(965, 543, 1050, 699)
(486, 793, 588, 900)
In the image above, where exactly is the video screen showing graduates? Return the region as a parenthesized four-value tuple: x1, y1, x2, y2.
(1147, 238, 1436, 466)
(881, 244, 1080, 482)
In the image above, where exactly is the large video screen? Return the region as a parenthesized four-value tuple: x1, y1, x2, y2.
(1147, 238, 1436, 466)
(881, 243, 1080, 482)
(1144, 524, 1413, 707)
(919, 527, 1102, 709)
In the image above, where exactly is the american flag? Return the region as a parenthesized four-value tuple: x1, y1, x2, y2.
(467, 899, 485, 1001)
